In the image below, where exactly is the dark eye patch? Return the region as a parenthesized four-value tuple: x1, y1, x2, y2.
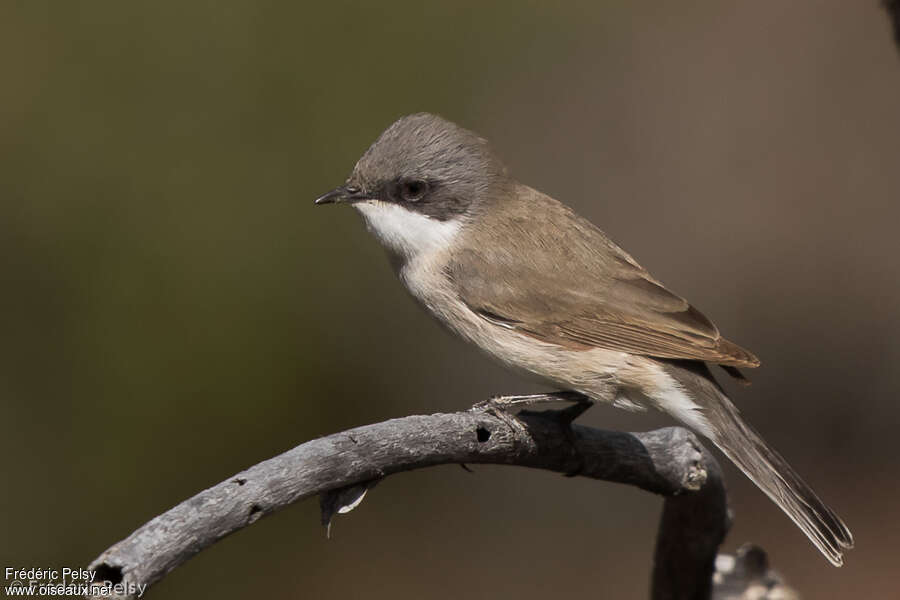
(373, 177, 470, 221)
(399, 179, 428, 202)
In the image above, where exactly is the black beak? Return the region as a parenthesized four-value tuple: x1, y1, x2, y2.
(314, 185, 366, 205)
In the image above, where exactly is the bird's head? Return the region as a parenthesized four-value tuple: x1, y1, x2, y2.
(315, 113, 509, 259)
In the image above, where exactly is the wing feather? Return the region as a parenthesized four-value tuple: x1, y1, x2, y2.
(448, 186, 760, 368)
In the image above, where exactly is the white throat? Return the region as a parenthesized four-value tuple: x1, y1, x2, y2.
(354, 200, 462, 258)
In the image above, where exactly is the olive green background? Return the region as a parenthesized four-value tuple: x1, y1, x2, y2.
(2, 1, 899, 598)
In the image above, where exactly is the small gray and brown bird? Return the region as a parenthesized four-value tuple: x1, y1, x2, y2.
(315, 113, 853, 566)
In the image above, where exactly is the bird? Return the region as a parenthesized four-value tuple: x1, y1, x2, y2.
(314, 112, 853, 566)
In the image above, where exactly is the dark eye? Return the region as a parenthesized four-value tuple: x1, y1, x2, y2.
(399, 178, 428, 202)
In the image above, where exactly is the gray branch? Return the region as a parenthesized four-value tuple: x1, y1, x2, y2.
(85, 405, 794, 599)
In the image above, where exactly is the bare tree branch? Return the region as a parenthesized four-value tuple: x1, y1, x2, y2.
(84, 405, 790, 600)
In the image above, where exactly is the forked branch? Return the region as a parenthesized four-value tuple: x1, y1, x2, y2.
(86, 404, 793, 599)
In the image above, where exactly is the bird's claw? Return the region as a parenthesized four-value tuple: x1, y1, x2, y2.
(473, 397, 530, 436)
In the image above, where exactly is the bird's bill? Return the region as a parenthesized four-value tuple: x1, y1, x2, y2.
(314, 185, 368, 205)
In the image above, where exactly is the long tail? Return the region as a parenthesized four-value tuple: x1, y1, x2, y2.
(659, 361, 854, 566)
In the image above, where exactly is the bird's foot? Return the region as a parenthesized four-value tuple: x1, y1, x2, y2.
(472, 391, 592, 433)
(472, 397, 531, 436)
(479, 391, 589, 410)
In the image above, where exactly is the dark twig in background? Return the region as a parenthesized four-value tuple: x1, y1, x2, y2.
(85, 405, 796, 600)
(886, 0, 900, 52)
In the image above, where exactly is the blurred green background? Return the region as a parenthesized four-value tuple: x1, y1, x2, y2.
(2, 1, 899, 598)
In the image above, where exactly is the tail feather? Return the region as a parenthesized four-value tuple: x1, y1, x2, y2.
(708, 397, 854, 565)
(660, 362, 853, 566)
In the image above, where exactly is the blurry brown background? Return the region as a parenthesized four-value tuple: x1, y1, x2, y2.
(2, 1, 899, 598)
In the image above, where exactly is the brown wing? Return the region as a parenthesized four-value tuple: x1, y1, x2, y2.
(447, 187, 760, 368)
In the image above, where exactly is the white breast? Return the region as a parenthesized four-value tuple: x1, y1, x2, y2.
(354, 200, 461, 259)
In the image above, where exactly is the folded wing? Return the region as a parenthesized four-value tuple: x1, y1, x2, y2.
(447, 187, 759, 368)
